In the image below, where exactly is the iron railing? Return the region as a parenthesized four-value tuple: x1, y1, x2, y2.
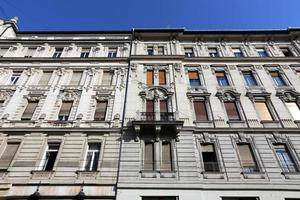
(140, 112, 176, 121)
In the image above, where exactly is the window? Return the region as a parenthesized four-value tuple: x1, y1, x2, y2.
(161, 142, 172, 171)
(147, 70, 154, 86)
(208, 48, 219, 57)
(233, 48, 243, 57)
(270, 71, 286, 86)
(146, 100, 155, 120)
(222, 198, 258, 200)
(160, 100, 168, 121)
(147, 46, 154, 55)
(9, 72, 21, 85)
(80, 48, 90, 58)
(157, 46, 164, 55)
(256, 48, 268, 57)
(184, 48, 194, 57)
(224, 102, 241, 121)
(142, 197, 177, 200)
(281, 48, 293, 57)
(0, 143, 20, 169)
(286, 102, 300, 120)
(159, 70, 166, 85)
(38, 71, 52, 85)
(108, 48, 117, 58)
(0, 47, 8, 57)
(237, 143, 259, 173)
(144, 142, 154, 171)
(242, 71, 257, 86)
(0, 100, 4, 107)
(274, 144, 298, 173)
(21, 101, 38, 120)
(216, 71, 229, 86)
(69, 71, 82, 85)
(188, 71, 201, 86)
(58, 101, 73, 121)
(94, 101, 107, 121)
(102, 71, 113, 85)
(193, 101, 208, 121)
(52, 48, 63, 58)
(84, 143, 100, 171)
(200, 143, 219, 172)
(254, 101, 273, 120)
(41, 143, 60, 171)
(25, 48, 36, 58)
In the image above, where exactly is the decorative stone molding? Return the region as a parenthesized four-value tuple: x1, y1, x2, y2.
(216, 89, 240, 101)
(269, 133, 288, 143)
(276, 89, 300, 102)
(139, 86, 173, 101)
(197, 132, 217, 143)
(0, 90, 14, 101)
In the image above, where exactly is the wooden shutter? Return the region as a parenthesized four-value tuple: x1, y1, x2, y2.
(160, 100, 168, 113)
(70, 71, 82, 85)
(147, 70, 154, 85)
(0, 143, 19, 169)
(38, 71, 52, 85)
(255, 102, 273, 120)
(159, 70, 166, 85)
(146, 100, 154, 113)
(188, 71, 199, 79)
(161, 142, 172, 171)
(21, 101, 38, 120)
(94, 101, 108, 121)
(102, 71, 113, 85)
(215, 71, 225, 77)
(237, 144, 256, 166)
(286, 102, 300, 120)
(194, 101, 208, 121)
(144, 142, 154, 171)
(59, 101, 73, 116)
(224, 102, 240, 120)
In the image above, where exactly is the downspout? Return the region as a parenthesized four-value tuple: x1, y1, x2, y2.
(115, 28, 134, 198)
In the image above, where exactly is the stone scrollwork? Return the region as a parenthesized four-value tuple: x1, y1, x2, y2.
(0, 90, 13, 101)
(276, 89, 300, 102)
(197, 132, 216, 143)
(216, 89, 240, 101)
(139, 86, 173, 101)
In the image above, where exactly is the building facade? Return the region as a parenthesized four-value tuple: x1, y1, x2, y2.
(0, 18, 300, 200)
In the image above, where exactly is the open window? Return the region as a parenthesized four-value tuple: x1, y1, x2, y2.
(58, 101, 73, 121)
(200, 143, 219, 172)
(21, 100, 38, 120)
(40, 143, 60, 171)
(83, 143, 100, 171)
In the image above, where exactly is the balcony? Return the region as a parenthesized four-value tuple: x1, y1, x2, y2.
(140, 112, 176, 121)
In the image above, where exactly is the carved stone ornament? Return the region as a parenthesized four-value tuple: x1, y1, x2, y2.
(216, 90, 240, 101)
(37, 43, 49, 52)
(0, 90, 13, 101)
(269, 133, 288, 143)
(24, 92, 45, 101)
(66, 43, 76, 51)
(139, 87, 172, 101)
(197, 132, 216, 143)
(233, 132, 251, 143)
(59, 90, 81, 101)
(276, 90, 300, 102)
(55, 68, 67, 76)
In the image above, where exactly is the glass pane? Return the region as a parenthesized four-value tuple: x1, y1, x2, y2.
(286, 102, 300, 120)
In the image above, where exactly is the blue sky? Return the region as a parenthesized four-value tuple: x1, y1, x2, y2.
(0, 0, 300, 31)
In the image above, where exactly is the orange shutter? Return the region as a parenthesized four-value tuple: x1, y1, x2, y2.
(159, 70, 166, 85)
(147, 70, 154, 85)
(188, 71, 199, 79)
(215, 71, 225, 77)
(224, 102, 240, 120)
(255, 102, 273, 120)
(194, 101, 208, 121)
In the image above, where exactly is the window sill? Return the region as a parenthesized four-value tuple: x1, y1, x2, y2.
(281, 172, 300, 179)
(140, 170, 157, 178)
(260, 120, 281, 128)
(241, 171, 266, 179)
(294, 120, 300, 128)
(31, 170, 55, 179)
(76, 170, 99, 179)
(194, 120, 214, 128)
(140, 170, 177, 178)
(227, 120, 247, 128)
(202, 171, 225, 179)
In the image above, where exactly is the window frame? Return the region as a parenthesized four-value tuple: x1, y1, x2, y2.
(214, 69, 231, 87)
(52, 47, 64, 58)
(80, 48, 90, 58)
(232, 48, 244, 58)
(235, 142, 260, 173)
(272, 143, 299, 173)
(8, 72, 21, 85)
(198, 142, 221, 172)
(107, 47, 117, 58)
(208, 47, 220, 57)
(256, 47, 269, 57)
(184, 47, 195, 57)
(39, 142, 61, 171)
(82, 142, 101, 171)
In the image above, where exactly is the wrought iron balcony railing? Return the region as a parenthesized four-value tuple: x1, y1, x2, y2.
(140, 112, 176, 121)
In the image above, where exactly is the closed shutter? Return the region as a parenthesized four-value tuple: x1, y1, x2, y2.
(0, 143, 19, 169)
(94, 101, 108, 121)
(147, 70, 154, 85)
(146, 100, 154, 113)
(224, 102, 240, 120)
(188, 71, 199, 79)
(38, 71, 52, 85)
(161, 142, 172, 171)
(144, 142, 154, 170)
(21, 101, 38, 120)
(159, 70, 166, 85)
(286, 102, 300, 120)
(255, 102, 273, 120)
(59, 101, 73, 116)
(70, 71, 82, 85)
(194, 101, 208, 121)
(160, 100, 168, 112)
(237, 144, 256, 167)
(102, 71, 113, 85)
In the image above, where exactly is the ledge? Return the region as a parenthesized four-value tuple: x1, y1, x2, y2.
(31, 170, 55, 179)
(227, 120, 247, 128)
(241, 171, 266, 179)
(202, 171, 225, 179)
(260, 120, 281, 128)
(76, 170, 99, 179)
(194, 120, 214, 128)
(282, 172, 300, 179)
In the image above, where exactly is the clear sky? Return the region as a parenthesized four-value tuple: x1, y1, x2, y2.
(0, 0, 300, 31)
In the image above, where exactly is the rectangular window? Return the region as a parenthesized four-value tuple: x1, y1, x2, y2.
(84, 143, 100, 171)
(0, 143, 20, 169)
(52, 48, 63, 58)
(255, 102, 273, 120)
(94, 101, 107, 121)
(147, 70, 154, 86)
(237, 143, 259, 173)
(25, 48, 36, 58)
(161, 142, 172, 171)
(147, 46, 154, 55)
(144, 142, 154, 171)
(201, 143, 219, 172)
(184, 48, 194, 57)
(9, 72, 21, 85)
(0, 47, 8, 57)
(159, 70, 166, 85)
(286, 102, 300, 120)
(194, 101, 208, 121)
(256, 48, 268, 57)
(157, 46, 164, 55)
(101, 71, 113, 85)
(69, 71, 82, 85)
(242, 71, 258, 86)
(188, 71, 201, 86)
(58, 101, 73, 121)
(146, 100, 155, 120)
(208, 48, 219, 57)
(233, 48, 243, 57)
(280, 48, 293, 57)
(274, 144, 298, 173)
(38, 71, 52, 85)
(108, 48, 117, 58)
(224, 102, 241, 120)
(270, 71, 286, 86)
(216, 71, 229, 86)
(80, 48, 90, 58)
(160, 100, 168, 121)
(41, 143, 60, 171)
(21, 101, 38, 120)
